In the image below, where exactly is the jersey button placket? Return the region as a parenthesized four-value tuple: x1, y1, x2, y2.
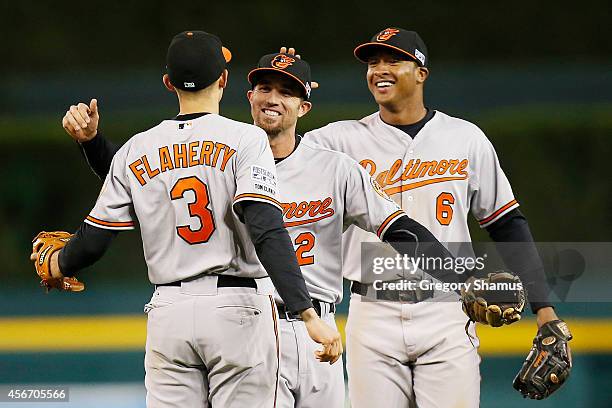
(402, 147, 414, 209)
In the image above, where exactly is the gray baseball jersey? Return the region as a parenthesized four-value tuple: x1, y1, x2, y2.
(305, 110, 517, 408)
(274, 137, 403, 408)
(305, 110, 518, 282)
(276, 138, 404, 304)
(85, 114, 282, 284)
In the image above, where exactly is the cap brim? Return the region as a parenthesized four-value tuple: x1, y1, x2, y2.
(247, 67, 309, 98)
(354, 42, 421, 65)
(222, 46, 232, 63)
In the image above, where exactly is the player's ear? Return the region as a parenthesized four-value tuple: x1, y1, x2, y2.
(297, 100, 312, 118)
(162, 74, 176, 92)
(219, 69, 229, 89)
(416, 66, 429, 84)
(246, 89, 254, 102)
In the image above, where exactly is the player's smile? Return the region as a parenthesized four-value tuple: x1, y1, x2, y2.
(373, 79, 396, 94)
(365, 49, 426, 106)
(370, 74, 400, 98)
(375, 80, 395, 88)
(248, 72, 311, 137)
(262, 108, 282, 117)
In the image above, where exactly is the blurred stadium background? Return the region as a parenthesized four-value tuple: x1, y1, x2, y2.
(1, 1, 611, 407)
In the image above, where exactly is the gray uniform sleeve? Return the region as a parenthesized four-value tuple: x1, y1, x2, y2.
(233, 128, 283, 220)
(469, 136, 519, 228)
(84, 143, 136, 231)
(343, 160, 405, 237)
(303, 127, 335, 149)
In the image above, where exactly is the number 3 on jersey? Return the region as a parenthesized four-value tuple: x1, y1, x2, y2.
(436, 192, 455, 226)
(170, 176, 216, 244)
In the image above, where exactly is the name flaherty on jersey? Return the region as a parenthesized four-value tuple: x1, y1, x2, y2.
(129, 141, 237, 186)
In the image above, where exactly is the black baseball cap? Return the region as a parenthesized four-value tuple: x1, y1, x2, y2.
(354, 28, 428, 67)
(247, 53, 312, 100)
(166, 31, 232, 92)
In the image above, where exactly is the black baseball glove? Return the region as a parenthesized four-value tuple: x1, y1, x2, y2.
(513, 319, 573, 399)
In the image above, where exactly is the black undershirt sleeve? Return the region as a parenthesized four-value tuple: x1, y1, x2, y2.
(78, 131, 121, 179)
(486, 208, 552, 313)
(58, 223, 118, 277)
(241, 201, 313, 313)
(381, 215, 462, 285)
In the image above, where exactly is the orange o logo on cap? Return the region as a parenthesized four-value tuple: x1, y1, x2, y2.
(376, 28, 400, 42)
(271, 55, 295, 70)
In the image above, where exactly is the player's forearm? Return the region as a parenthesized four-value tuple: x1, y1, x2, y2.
(486, 209, 552, 313)
(242, 201, 313, 313)
(58, 223, 118, 276)
(78, 130, 121, 179)
(382, 215, 462, 285)
(536, 307, 559, 327)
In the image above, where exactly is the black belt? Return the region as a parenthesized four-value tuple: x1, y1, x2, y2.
(155, 275, 257, 290)
(351, 281, 434, 303)
(276, 300, 336, 320)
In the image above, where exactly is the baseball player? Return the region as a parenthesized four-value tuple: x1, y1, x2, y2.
(63, 50, 464, 407)
(302, 28, 572, 407)
(33, 31, 343, 408)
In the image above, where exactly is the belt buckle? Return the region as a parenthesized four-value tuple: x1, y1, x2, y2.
(375, 289, 400, 302)
(284, 310, 299, 322)
(398, 290, 415, 302)
(416, 288, 434, 302)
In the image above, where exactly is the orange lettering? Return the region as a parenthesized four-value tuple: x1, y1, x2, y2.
(415, 161, 437, 178)
(360, 159, 377, 176)
(319, 197, 334, 217)
(212, 142, 225, 167)
(357, 158, 470, 196)
(401, 159, 415, 179)
(406, 159, 422, 179)
(308, 200, 322, 217)
(220, 146, 236, 171)
(435, 160, 449, 175)
(281, 197, 335, 227)
(384, 159, 403, 187)
(282, 202, 298, 219)
(199, 141, 214, 166)
(457, 159, 468, 176)
(188, 142, 200, 167)
(295, 202, 310, 218)
(142, 155, 160, 179)
(159, 146, 174, 172)
(173, 144, 188, 168)
(129, 159, 146, 186)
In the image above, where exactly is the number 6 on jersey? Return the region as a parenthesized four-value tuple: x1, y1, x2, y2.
(436, 192, 455, 226)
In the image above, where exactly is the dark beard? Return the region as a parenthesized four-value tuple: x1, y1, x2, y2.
(256, 117, 282, 137)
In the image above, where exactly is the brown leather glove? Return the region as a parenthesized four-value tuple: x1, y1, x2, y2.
(461, 271, 525, 327)
(31, 231, 85, 292)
